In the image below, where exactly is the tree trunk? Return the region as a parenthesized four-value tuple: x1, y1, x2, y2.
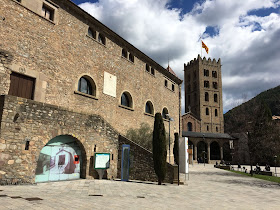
(158, 179, 162, 185)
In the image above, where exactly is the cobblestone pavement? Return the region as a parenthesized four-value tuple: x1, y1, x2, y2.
(1, 164, 279, 210)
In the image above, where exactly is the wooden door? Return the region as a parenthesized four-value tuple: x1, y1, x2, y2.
(8, 72, 35, 99)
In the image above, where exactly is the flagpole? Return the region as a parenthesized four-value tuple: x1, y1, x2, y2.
(201, 40, 202, 58)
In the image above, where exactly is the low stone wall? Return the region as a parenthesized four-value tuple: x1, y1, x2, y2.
(118, 135, 174, 183)
(0, 95, 119, 185)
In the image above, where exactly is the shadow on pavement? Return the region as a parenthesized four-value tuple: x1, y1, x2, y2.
(114, 179, 166, 186)
(193, 169, 280, 188)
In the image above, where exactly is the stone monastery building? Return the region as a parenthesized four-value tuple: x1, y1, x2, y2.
(182, 55, 235, 164)
(0, 0, 182, 184)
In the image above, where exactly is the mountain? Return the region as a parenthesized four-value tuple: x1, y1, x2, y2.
(224, 85, 280, 133)
(224, 85, 280, 165)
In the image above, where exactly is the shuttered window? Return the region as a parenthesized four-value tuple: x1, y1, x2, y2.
(8, 72, 35, 100)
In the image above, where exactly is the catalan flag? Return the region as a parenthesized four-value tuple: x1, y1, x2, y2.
(202, 41, 209, 54)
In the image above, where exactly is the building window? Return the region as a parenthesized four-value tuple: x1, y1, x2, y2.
(145, 101, 154, 115)
(212, 71, 217, 78)
(215, 109, 218, 116)
(129, 54, 134, 62)
(151, 68, 155, 75)
(205, 92, 209, 101)
(122, 49, 128, 58)
(213, 82, 218, 89)
(146, 64, 150, 72)
(78, 76, 96, 96)
(214, 94, 218, 102)
(121, 92, 133, 108)
(206, 107, 209, 115)
(164, 80, 168, 87)
(88, 27, 96, 39)
(207, 125, 209, 131)
(204, 81, 209, 88)
(162, 108, 169, 119)
(204, 69, 209, 76)
(187, 122, 192, 131)
(172, 84, 175, 91)
(216, 127, 218, 132)
(98, 33, 106, 45)
(42, 4, 54, 21)
(8, 72, 35, 100)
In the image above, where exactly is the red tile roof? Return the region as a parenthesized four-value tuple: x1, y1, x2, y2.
(166, 65, 177, 76)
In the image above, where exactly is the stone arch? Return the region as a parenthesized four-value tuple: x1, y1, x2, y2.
(145, 100, 154, 115)
(210, 141, 220, 160)
(197, 141, 207, 163)
(75, 73, 99, 98)
(120, 91, 133, 108)
(35, 134, 87, 183)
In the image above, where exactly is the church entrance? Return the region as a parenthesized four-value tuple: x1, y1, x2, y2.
(35, 135, 85, 183)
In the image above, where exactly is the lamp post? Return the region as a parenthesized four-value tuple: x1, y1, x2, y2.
(274, 155, 277, 177)
(166, 114, 174, 164)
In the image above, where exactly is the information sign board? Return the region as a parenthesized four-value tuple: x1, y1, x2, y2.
(94, 153, 110, 169)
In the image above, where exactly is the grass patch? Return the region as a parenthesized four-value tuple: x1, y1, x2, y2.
(226, 170, 280, 184)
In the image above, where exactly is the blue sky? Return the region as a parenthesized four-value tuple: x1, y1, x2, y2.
(71, 0, 280, 113)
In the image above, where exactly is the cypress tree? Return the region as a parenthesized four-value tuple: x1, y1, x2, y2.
(173, 132, 179, 165)
(152, 113, 167, 185)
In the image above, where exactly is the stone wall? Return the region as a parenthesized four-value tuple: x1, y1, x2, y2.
(118, 135, 174, 183)
(0, 0, 181, 139)
(182, 113, 201, 132)
(184, 55, 224, 133)
(0, 0, 182, 163)
(0, 95, 119, 185)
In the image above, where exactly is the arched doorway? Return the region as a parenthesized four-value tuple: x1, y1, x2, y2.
(210, 141, 220, 160)
(35, 135, 86, 183)
(223, 142, 232, 162)
(197, 141, 207, 163)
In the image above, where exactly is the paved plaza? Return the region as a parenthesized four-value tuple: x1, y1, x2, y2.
(0, 164, 279, 210)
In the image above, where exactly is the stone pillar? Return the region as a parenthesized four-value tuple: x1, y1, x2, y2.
(207, 143, 210, 162)
(220, 146, 223, 160)
(194, 144, 197, 161)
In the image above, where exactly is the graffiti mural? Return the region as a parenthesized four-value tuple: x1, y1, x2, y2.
(35, 135, 82, 183)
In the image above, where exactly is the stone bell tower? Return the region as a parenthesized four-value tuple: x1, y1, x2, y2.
(184, 55, 224, 133)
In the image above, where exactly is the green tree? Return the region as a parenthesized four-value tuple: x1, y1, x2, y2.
(126, 123, 153, 151)
(173, 133, 179, 165)
(152, 113, 167, 185)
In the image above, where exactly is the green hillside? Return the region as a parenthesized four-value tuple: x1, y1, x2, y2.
(224, 85, 280, 165)
(224, 85, 280, 133)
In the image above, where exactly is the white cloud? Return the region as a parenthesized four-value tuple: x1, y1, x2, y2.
(79, 0, 280, 113)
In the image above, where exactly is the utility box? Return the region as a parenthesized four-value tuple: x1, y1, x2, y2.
(179, 137, 189, 174)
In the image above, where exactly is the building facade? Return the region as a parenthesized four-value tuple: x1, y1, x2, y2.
(0, 0, 182, 184)
(182, 55, 235, 164)
(183, 55, 224, 133)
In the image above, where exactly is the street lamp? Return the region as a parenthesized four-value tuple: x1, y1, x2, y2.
(166, 114, 174, 164)
(274, 155, 277, 177)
